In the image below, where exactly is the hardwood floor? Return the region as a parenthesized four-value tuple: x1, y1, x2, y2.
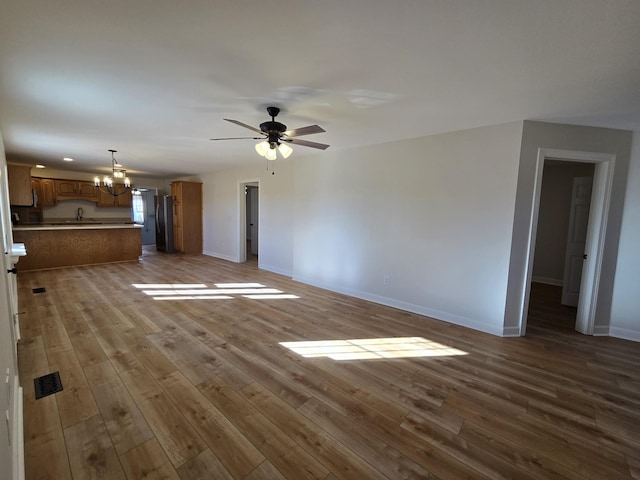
(16, 252, 640, 479)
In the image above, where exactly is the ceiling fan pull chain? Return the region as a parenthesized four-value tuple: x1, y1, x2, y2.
(266, 159, 276, 175)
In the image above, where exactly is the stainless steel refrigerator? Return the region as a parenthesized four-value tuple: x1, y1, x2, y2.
(155, 195, 174, 252)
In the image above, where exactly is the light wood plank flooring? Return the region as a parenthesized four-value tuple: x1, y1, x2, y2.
(17, 250, 640, 479)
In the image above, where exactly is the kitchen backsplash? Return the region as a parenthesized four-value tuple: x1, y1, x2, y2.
(43, 199, 132, 219)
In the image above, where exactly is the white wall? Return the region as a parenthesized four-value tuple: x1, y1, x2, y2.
(196, 159, 295, 276)
(187, 120, 638, 342)
(293, 122, 524, 335)
(610, 132, 640, 341)
(504, 121, 633, 335)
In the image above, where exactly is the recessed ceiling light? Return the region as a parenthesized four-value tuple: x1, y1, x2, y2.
(35, 164, 46, 169)
(63, 157, 73, 161)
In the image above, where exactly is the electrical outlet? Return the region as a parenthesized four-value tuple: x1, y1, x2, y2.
(383, 275, 390, 285)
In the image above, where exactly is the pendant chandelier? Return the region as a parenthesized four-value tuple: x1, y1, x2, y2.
(94, 149, 132, 197)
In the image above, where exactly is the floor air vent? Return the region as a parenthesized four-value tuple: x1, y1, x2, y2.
(34, 372, 63, 400)
(32, 287, 46, 294)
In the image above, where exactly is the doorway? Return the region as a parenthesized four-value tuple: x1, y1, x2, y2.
(246, 185, 259, 259)
(134, 189, 157, 245)
(519, 148, 616, 336)
(528, 161, 594, 331)
(238, 180, 259, 263)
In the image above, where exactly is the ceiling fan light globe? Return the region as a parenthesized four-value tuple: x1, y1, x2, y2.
(278, 143, 293, 159)
(255, 141, 269, 156)
(265, 148, 277, 161)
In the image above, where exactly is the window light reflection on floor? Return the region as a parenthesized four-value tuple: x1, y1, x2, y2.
(279, 337, 468, 360)
(132, 282, 300, 301)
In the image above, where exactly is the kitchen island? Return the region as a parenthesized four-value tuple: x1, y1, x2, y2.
(13, 222, 143, 271)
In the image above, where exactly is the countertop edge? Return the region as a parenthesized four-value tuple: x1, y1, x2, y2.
(13, 224, 144, 231)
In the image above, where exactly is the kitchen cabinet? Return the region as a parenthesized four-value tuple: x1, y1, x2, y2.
(7, 164, 33, 205)
(171, 181, 202, 253)
(96, 185, 132, 208)
(55, 179, 97, 201)
(31, 177, 56, 206)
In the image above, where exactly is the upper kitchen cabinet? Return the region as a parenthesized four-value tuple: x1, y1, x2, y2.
(96, 185, 132, 208)
(171, 181, 202, 254)
(31, 178, 56, 206)
(7, 164, 33, 206)
(55, 179, 97, 201)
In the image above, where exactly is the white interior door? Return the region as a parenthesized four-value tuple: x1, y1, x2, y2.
(561, 176, 593, 306)
(0, 160, 24, 480)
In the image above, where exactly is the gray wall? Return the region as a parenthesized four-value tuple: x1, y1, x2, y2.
(610, 132, 640, 340)
(504, 121, 632, 335)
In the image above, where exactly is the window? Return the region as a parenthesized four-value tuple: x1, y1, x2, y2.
(132, 193, 145, 225)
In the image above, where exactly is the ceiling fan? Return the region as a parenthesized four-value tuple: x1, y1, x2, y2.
(210, 106, 329, 160)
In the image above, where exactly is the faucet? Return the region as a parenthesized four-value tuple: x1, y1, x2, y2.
(76, 207, 83, 221)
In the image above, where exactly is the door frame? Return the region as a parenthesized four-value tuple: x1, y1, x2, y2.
(519, 148, 615, 335)
(238, 179, 260, 263)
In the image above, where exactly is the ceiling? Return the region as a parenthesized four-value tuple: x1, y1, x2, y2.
(1, 1, 639, 179)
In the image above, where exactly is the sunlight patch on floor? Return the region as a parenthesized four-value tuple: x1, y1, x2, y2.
(132, 282, 300, 301)
(279, 337, 468, 360)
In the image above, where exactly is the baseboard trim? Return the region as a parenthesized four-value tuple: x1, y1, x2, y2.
(259, 263, 292, 277)
(609, 327, 640, 343)
(593, 325, 610, 336)
(292, 275, 504, 337)
(201, 251, 293, 278)
(502, 326, 522, 337)
(202, 250, 238, 263)
(531, 276, 563, 286)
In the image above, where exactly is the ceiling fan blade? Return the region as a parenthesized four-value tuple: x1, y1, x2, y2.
(285, 138, 330, 150)
(224, 118, 264, 134)
(209, 136, 264, 141)
(283, 125, 326, 137)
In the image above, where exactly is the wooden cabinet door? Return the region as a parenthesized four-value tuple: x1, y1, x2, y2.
(170, 181, 202, 253)
(31, 178, 57, 206)
(115, 189, 132, 208)
(31, 178, 42, 206)
(96, 186, 116, 207)
(55, 180, 97, 200)
(171, 182, 182, 204)
(41, 179, 57, 206)
(77, 181, 97, 199)
(55, 180, 77, 197)
(173, 202, 184, 251)
(97, 184, 132, 208)
(7, 164, 33, 205)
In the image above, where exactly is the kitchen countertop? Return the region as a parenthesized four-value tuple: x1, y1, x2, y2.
(13, 223, 143, 231)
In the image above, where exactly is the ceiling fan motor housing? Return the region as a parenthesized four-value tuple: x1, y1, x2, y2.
(260, 118, 287, 145)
